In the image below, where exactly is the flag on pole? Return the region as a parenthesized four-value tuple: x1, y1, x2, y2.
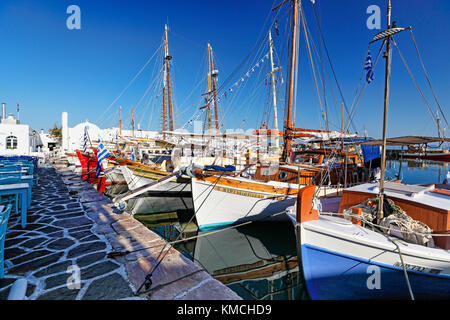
(131, 147, 135, 161)
(83, 128, 88, 154)
(96, 139, 111, 177)
(364, 50, 374, 84)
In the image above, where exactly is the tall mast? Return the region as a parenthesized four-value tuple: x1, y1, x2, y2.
(207, 43, 212, 135)
(119, 106, 122, 136)
(131, 106, 135, 137)
(164, 24, 174, 132)
(282, 0, 300, 162)
(269, 30, 280, 148)
(377, 0, 393, 222)
(162, 27, 167, 135)
(210, 44, 220, 133)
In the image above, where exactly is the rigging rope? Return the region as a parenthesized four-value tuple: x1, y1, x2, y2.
(96, 43, 163, 126)
(391, 38, 439, 129)
(409, 29, 448, 128)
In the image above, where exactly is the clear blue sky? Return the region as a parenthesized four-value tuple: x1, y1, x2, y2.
(0, 0, 448, 139)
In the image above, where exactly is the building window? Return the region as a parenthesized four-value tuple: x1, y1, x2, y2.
(6, 136, 18, 149)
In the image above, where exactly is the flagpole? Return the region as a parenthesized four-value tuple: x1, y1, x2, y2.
(84, 127, 95, 153)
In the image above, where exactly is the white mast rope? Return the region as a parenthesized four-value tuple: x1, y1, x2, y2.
(392, 38, 439, 130)
(96, 43, 163, 126)
(409, 29, 448, 128)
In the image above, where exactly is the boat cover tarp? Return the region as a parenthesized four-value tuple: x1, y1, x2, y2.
(204, 165, 236, 172)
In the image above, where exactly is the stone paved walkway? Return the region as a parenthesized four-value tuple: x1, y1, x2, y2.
(0, 165, 137, 300)
(0, 159, 241, 300)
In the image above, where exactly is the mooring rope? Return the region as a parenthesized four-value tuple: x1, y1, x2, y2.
(133, 172, 225, 295)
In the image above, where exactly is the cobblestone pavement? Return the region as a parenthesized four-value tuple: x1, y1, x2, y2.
(0, 166, 138, 300)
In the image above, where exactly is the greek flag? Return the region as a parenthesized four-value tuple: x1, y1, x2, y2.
(96, 139, 111, 177)
(83, 128, 88, 154)
(131, 147, 135, 161)
(364, 50, 374, 84)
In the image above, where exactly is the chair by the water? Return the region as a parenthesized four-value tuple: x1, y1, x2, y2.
(0, 205, 13, 278)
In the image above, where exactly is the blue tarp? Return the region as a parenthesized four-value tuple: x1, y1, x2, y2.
(361, 145, 381, 163)
(204, 165, 236, 172)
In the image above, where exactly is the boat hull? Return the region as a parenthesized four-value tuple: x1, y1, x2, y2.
(191, 176, 296, 230)
(120, 165, 192, 214)
(401, 153, 450, 162)
(295, 215, 450, 300)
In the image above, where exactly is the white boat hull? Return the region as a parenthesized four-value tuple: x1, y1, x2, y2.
(191, 176, 297, 229)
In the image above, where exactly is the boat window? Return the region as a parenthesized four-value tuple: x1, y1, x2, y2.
(279, 171, 288, 181)
(6, 136, 17, 149)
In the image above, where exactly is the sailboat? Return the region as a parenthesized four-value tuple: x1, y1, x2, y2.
(288, 0, 450, 300)
(190, 0, 370, 230)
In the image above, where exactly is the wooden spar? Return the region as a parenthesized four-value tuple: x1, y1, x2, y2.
(269, 30, 279, 148)
(377, 0, 393, 222)
(165, 24, 174, 132)
(282, 0, 299, 163)
(119, 106, 122, 136)
(207, 43, 212, 135)
(131, 106, 135, 137)
(341, 102, 344, 151)
(162, 26, 167, 135)
(162, 86, 166, 134)
(210, 44, 220, 133)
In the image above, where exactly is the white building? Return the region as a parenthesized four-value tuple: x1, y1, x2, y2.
(0, 102, 43, 156)
(61, 112, 160, 153)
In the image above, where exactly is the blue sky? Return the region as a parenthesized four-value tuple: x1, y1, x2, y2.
(0, 0, 448, 139)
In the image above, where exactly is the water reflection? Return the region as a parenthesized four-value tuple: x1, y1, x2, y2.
(386, 159, 449, 184)
(174, 221, 307, 300)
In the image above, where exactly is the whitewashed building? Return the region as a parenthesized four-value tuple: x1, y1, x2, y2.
(61, 112, 160, 153)
(0, 102, 43, 156)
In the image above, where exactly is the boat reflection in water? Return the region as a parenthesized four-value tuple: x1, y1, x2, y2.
(104, 186, 308, 300)
(175, 221, 307, 300)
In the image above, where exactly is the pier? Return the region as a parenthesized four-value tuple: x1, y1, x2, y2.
(0, 157, 241, 300)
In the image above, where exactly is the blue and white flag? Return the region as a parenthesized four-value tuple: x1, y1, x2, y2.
(131, 147, 135, 161)
(364, 50, 374, 84)
(96, 139, 111, 177)
(83, 128, 88, 154)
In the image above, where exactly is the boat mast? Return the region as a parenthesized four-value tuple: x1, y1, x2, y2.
(207, 44, 212, 135)
(210, 44, 220, 134)
(377, 0, 393, 222)
(282, 0, 300, 163)
(131, 106, 135, 137)
(164, 24, 174, 132)
(269, 30, 280, 149)
(119, 106, 122, 136)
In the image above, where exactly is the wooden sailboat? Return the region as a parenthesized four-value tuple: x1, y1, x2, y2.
(290, 0, 450, 300)
(191, 0, 369, 230)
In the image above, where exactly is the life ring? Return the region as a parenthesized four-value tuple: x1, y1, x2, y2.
(260, 123, 269, 130)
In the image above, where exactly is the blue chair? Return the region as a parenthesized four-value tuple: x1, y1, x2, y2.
(0, 175, 22, 215)
(1, 204, 13, 278)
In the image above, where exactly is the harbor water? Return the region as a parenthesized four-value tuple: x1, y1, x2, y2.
(105, 159, 449, 300)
